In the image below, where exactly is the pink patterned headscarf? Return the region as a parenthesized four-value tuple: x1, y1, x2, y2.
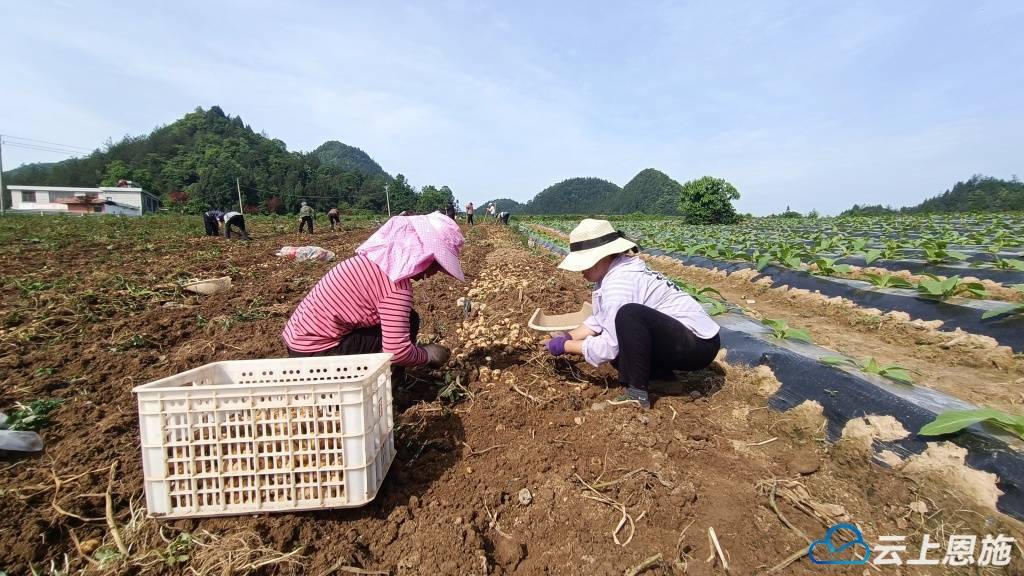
(356, 212, 465, 282)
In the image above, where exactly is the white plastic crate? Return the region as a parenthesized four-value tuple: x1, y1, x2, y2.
(132, 353, 395, 518)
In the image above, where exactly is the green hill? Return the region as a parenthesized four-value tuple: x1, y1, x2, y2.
(4, 161, 58, 182)
(841, 175, 1024, 215)
(1, 106, 399, 214)
(486, 170, 687, 215)
(522, 177, 623, 214)
(619, 168, 684, 215)
(907, 175, 1024, 213)
(313, 141, 388, 179)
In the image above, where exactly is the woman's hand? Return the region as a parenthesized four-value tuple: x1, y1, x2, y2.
(423, 344, 451, 367)
(546, 336, 568, 356)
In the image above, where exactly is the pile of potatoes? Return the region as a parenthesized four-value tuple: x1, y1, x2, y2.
(452, 315, 536, 361)
(465, 267, 532, 301)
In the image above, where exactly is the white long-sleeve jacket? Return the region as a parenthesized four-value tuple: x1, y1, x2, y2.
(580, 255, 720, 367)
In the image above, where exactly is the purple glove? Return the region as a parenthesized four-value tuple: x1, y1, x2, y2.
(547, 336, 568, 356)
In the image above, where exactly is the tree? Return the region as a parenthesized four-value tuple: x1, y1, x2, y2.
(388, 174, 418, 213)
(417, 185, 455, 213)
(100, 160, 131, 186)
(679, 176, 741, 224)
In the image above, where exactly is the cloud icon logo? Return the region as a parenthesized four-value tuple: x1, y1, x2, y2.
(808, 523, 872, 565)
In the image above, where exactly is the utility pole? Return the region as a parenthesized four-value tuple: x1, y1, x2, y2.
(384, 182, 391, 217)
(236, 177, 243, 213)
(0, 134, 6, 216)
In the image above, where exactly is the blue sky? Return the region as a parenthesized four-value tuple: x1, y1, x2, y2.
(2, 0, 1022, 214)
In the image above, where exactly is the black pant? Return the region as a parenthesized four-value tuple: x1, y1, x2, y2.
(300, 216, 314, 233)
(467, 213, 474, 225)
(500, 213, 510, 225)
(288, 311, 420, 376)
(225, 216, 250, 240)
(614, 303, 720, 391)
(203, 214, 219, 236)
(329, 214, 340, 230)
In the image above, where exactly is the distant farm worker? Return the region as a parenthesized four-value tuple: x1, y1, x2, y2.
(203, 208, 224, 236)
(445, 201, 457, 220)
(328, 207, 341, 231)
(221, 210, 250, 240)
(543, 219, 720, 408)
(498, 211, 511, 225)
(282, 212, 465, 373)
(487, 203, 497, 221)
(465, 202, 475, 225)
(299, 201, 315, 234)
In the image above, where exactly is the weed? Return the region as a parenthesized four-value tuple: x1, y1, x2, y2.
(2, 311, 23, 328)
(111, 275, 161, 299)
(156, 532, 194, 567)
(13, 279, 53, 296)
(109, 333, 158, 352)
(4, 398, 64, 431)
(438, 373, 471, 405)
(220, 300, 270, 330)
(94, 547, 123, 569)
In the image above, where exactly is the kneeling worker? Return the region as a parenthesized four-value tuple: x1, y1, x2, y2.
(544, 219, 720, 408)
(282, 212, 464, 372)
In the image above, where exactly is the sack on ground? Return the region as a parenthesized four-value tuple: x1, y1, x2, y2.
(276, 246, 336, 262)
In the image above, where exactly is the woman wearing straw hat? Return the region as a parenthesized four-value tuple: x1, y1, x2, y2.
(282, 212, 465, 372)
(544, 219, 720, 408)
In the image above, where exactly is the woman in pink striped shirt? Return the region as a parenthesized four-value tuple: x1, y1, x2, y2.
(544, 219, 720, 409)
(282, 212, 465, 369)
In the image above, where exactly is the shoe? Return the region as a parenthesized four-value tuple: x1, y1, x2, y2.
(608, 388, 652, 409)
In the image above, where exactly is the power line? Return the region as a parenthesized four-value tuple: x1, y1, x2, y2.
(1, 141, 84, 156)
(1, 134, 93, 152)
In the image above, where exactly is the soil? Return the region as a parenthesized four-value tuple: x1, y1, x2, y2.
(1, 218, 1023, 575)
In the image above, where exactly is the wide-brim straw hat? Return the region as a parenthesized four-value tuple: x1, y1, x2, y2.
(557, 219, 637, 272)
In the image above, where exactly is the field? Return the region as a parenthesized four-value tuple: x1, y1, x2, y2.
(2, 213, 1024, 575)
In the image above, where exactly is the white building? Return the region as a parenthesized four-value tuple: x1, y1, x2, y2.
(6, 185, 160, 215)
